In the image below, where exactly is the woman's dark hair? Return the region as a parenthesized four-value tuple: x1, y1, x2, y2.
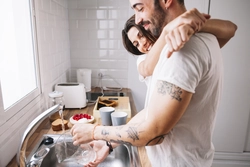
(122, 15, 157, 55)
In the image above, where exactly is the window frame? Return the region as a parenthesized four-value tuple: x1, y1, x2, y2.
(0, 0, 41, 126)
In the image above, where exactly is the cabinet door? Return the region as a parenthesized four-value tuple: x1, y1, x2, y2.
(210, 0, 250, 152)
(185, 0, 209, 13)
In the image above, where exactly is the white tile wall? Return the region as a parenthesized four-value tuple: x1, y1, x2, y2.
(37, 0, 71, 96)
(68, 0, 131, 88)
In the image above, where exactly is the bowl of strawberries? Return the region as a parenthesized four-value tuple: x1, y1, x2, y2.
(70, 113, 95, 124)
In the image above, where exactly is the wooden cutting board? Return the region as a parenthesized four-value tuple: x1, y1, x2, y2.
(93, 96, 131, 118)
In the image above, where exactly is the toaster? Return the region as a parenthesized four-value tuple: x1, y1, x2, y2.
(55, 83, 87, 109)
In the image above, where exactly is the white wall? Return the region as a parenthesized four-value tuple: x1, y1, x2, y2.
(36, 0, 71, 97)
(185, 0, 209, 13)
(68, 0, 130, 88)
(67, 0, 147, 111)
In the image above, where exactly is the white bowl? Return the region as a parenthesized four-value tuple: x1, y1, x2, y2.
(69, 115, 95, 124)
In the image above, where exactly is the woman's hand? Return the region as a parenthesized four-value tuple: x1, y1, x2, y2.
(164, 8, 209, 34)
(165, 24, 195, 57)
(84, 140, 110, 167)
(163, 8, 209, 57)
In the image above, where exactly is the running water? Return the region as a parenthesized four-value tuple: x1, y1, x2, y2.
(59, 105, 65, 133)
(60, 105, 67, 162)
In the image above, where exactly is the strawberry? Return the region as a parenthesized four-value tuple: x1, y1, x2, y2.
(73, 113, 92, 121)
(73, 114, 80, 120)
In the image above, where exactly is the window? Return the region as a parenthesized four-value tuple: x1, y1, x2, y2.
(0, 0, 40, 122)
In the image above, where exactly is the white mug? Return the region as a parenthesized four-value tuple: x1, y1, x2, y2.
(111, 111, 128, 126)
(99, 107, 115, 126)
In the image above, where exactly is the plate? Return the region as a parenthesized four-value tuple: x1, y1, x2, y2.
(70, 115, 95, 124)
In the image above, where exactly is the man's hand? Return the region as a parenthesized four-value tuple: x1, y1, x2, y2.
(71, 123, 94, 145)
(84, 140, 110, 167)
(163, 8, 210, 57)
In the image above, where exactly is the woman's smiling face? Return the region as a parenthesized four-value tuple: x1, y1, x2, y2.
(127, 26, 152, 54)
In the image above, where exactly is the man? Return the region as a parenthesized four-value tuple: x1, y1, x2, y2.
(129, 0, 230, 166)
(71, 1, 237, 166)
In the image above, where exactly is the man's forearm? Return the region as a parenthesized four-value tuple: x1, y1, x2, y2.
(93, 109, 164, 147)
(93, 120, 164, 147)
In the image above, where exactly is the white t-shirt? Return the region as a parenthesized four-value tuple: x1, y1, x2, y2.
(137, 54, 152, 111)
(136, 54, 151, 88)
(145, 33, 223, 167)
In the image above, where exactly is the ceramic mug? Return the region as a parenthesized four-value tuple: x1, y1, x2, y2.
(99, 107, 115, 126)
(111, 111, 128, 126)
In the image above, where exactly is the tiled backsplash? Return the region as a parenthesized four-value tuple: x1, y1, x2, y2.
(68, 0, 131, 88)
(36, 0, 71, 97)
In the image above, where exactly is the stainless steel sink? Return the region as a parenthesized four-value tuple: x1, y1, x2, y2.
(27, 134, 141, 167)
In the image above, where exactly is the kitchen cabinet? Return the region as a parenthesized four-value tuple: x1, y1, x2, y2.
(209, 0, 250, 166)
(210, 0, 250, 153)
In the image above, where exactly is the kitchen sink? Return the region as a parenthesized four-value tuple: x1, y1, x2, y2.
(27, 134, 141, 167)
(86, 92, 127, 103)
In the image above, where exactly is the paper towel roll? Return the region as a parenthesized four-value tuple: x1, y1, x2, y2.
(77, 69, 92, 92)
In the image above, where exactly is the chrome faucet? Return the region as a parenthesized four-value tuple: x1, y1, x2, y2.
(16, 104, 59, 167)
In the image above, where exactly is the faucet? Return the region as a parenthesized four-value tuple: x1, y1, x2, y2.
(16, 104, 59, 167)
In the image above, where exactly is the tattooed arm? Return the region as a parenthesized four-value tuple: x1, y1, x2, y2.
(71, 81, 192, 147)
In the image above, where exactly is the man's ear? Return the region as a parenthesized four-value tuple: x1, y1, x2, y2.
(163, 0, 173, 9)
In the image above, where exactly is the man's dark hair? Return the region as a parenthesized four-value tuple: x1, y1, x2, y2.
(177, 0, 184, 5)
(154, 0, 184, 6)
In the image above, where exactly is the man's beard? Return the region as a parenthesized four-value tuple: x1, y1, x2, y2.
(150, 2, 167, 38)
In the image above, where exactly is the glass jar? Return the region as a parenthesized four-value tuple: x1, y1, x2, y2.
(48, 91, 64, 122)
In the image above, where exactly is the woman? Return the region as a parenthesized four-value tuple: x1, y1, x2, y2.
(122, 15, 157, 56)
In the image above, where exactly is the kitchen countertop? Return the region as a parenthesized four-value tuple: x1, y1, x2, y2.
(7, 87, 151, 167)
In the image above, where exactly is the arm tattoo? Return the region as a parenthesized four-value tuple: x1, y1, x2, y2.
(157, 81, 182, 101)
(115, 131, 121, 138)
(126, 127, 139, 141)
(110, 139, 132, 146)
(101, 126, 136, 145)
(146, 135, 165, 146)
(115, 126, 123, 138)
(101, 129, 109, 136)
